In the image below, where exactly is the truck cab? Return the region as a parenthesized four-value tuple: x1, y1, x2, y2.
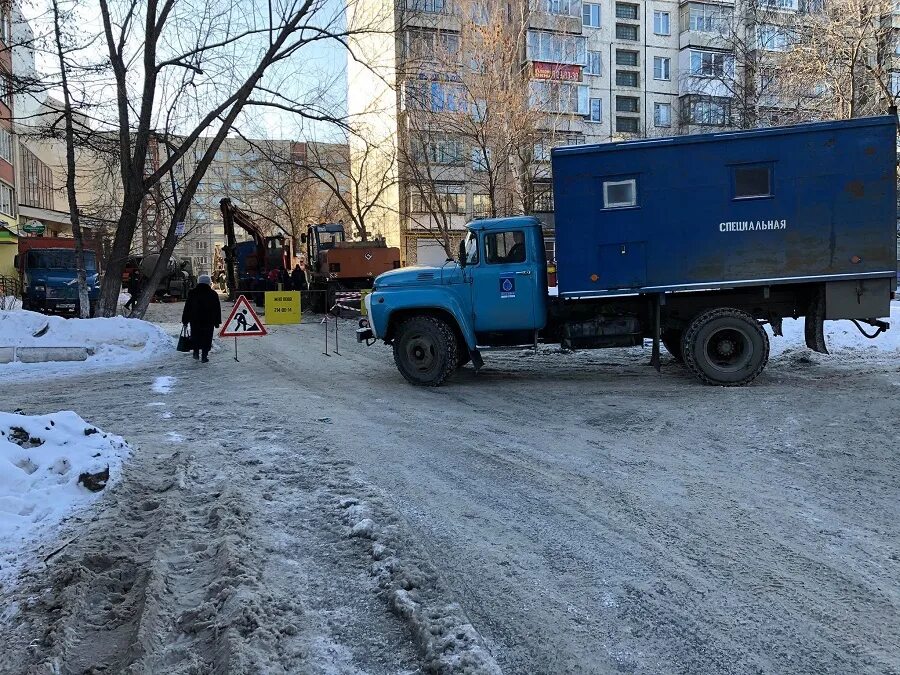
(360, 217, 548, 384)
(15, 244, 100, 316)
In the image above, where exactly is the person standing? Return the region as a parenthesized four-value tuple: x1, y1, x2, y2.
(124, 269, 141, 312)
(181, 274, 221, 363)
(291, 264, 307, 291)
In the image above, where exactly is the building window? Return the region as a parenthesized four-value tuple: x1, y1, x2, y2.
(526, 30, 588, 65)
(615, 70, 639, 87)
(0, 4, 8, 45)
(615, 3, 638, 19)
(653, 56, 670, 81)
(683, 3, 731, 34)
(686, 97, 731, 126)
(414, 136, 464, 164)
(529, 81, 590, 114)
(589, 98, 602, 122)
(534, 186, 554, 212)
(410, 185, 466, 214)
(603, 178, 637, 208)
(406, 0, 446, 13)
(654, 11, 670, 35)
(616, 50, 638, 66)
(616, 117, 640, 133)
(757, 24, 794, 51)
(0, 182, 15, 217)
(690, 50, 733, 78)
(585, 50, 602, 75)
(471, 147, 492, 171)
(473, 193, 491, 216)
(760, 0, 797, 9)
(546, 0, 578, 16)
(654, 102, 672, 127)
(616, 96, 639, 113)
(0, 70, 11, 108)
(583, 2, 601, 27)
(616, 24, 638, 41)
(733, 164, 773, 199)
(0, 127, 10, 163)
(406, 29, 460, 61)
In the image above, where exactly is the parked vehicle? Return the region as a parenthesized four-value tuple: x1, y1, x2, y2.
(15, 237, 102, 316)
(358, 116, 897, 386)
(220, 198, 293, 301)
(302, 222, 400, 310)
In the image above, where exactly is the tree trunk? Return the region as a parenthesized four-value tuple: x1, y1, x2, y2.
(51, 0, 91, 318)
(97, 193, 142, 317)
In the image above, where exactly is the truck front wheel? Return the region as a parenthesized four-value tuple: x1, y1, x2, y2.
(682, 308, 769, 386)
(392, 316, 458, 386)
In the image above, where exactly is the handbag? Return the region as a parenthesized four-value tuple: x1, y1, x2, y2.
(177, 325, 192, 352)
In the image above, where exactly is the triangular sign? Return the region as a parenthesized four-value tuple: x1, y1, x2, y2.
(220, 295, 268, 337)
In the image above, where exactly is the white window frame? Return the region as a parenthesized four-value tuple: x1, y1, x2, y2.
(0, 127, 11, 163)
(653, 56, 670, 81)
(654, 102, 672, 127)
(585, 50, 602, 75)
(690, 49, 733, 79)
(589, 98, 602, 122)
(653, 11, 670, 35)
(603, 179, 637, 209)
(583, 2, 601, 27)
(0, 182, 15, 217)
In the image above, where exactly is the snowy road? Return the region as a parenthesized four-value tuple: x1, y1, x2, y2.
(2, 304, 900, 674)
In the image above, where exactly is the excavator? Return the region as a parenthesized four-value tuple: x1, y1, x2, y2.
(219, 198, 293, 301)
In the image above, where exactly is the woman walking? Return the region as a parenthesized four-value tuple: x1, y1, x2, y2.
(181, 274, 221, 362)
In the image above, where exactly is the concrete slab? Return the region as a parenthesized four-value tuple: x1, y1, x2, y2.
(0, 347, 14, 364)
(16, 347, 89, 363)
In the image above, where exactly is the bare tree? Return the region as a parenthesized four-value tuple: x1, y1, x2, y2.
(781, 0, 896, 120)
(44, 0, 391, 316)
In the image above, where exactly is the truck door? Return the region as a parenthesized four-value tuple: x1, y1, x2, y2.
(471, 228, 540, 333)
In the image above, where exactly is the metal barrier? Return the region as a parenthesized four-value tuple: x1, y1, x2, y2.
(0, 276, 22, 310)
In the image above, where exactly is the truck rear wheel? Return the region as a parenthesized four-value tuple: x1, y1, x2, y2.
(682, 308, 769, 386)
(661, 329, 684, 363)
(393, 316, 458, 386)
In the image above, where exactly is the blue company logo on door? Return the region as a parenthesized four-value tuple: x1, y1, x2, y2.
(499, 274, 516, 299)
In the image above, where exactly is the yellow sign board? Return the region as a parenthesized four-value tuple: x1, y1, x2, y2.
(264, 291, 301, 324)
(360, 288, 373, 317)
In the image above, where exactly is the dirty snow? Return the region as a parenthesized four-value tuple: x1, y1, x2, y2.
(0, 309, 172, 377)
(0, 411, 129, 587)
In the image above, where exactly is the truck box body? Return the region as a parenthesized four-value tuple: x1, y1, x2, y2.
(552, 117, 898, 298)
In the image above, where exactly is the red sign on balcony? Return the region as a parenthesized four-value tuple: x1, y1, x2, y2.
(532, 62, 582, 82)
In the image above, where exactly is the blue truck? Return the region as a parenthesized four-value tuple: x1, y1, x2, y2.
(15, 237, 101, 316)
(357, 116, 897, 386)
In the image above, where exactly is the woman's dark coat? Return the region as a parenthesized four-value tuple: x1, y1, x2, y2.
(181, 284, 222, 351)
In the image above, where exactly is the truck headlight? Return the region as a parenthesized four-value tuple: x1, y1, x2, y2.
(33, 284, 46, 293)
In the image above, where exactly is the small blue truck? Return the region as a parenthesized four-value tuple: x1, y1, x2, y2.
(15, 237, 101, 316)
(358, 117, 897, 386)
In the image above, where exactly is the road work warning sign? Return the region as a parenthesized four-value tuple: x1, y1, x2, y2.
(220, 295, 267, 337)
(264, 291, 301, 325)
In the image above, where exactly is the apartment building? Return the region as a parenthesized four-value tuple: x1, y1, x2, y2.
(347, 0, 838, 266)
(0, 0, 16, 234)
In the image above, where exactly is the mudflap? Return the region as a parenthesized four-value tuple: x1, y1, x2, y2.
(471, 349, 484, 371)
(649, 294, 661, 372)
(805, 287, 828, 354)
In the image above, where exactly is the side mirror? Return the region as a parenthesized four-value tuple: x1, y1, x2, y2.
(300, 233, 307, 244)
(13, 255, 19, 269)
(458, 240, 467, 268)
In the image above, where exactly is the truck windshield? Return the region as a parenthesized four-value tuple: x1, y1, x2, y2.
(26, 249, 97, 271)
(464, 231, 479, 265)
(317, 228, 345, 250)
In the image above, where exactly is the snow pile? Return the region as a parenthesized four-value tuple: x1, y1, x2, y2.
(0, 309, 173, 373)
(771, 301, 900, 359)
(0, 411, 130, 586)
